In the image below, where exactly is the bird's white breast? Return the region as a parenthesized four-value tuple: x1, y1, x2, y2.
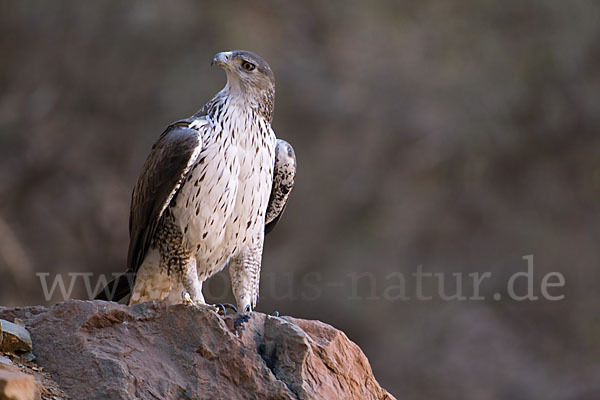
(172, 107, 275, 278)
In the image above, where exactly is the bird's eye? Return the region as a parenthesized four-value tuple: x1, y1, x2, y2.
(241, 61, 256, 71)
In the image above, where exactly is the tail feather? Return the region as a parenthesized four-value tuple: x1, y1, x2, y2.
(94, 272, 136, 303)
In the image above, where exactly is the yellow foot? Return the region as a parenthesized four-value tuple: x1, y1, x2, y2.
(181, 291, 219, 313)
(182, 291, 195, 306)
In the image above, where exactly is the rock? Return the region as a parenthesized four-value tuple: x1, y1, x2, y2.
(0, 368, 35, 400)
(260, 316, 394, 399)
(0, 321, 32, 355)
(0, 300, 395, 400)
(18, 354, 34, 364)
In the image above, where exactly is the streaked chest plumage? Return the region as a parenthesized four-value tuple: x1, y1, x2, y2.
(170, 102, 276, 276)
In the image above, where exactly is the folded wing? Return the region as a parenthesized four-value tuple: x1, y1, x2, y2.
(96, 120, 203, 301)
(265, 139, 296, 234)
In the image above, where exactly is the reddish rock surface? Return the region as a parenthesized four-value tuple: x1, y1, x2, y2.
(0, 301, 395, 400)
(0, 367, 35, 400)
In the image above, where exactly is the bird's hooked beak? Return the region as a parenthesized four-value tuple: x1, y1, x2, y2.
(211, 51, 232, 68)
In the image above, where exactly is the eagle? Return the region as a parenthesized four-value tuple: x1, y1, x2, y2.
(95, 50, 296, 313)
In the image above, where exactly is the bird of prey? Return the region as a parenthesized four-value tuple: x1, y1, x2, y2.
(95, 50, 295, 313)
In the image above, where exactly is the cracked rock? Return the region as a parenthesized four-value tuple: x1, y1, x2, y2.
(0, 301, 394, 400)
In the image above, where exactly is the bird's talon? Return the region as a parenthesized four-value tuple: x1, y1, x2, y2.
(272, 311, 280, 317)
(182, 291, 195, 306)
(225, 303, 239, 314)
(213, 303, 238, 315)
(214, 304, 226, 315)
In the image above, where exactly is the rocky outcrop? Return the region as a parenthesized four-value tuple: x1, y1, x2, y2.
(0, 301, 395, 400)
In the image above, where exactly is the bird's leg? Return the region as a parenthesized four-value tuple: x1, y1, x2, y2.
(229, 239, 263, 315)
(229, 254, 261, 315)
(180, 258, 222, 314)
(180, 257, 204, 305)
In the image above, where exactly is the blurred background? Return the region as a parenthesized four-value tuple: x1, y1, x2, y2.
(1, 1, 600, 398)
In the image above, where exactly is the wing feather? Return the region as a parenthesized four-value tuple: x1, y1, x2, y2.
(265, 139, 296, 234)
(127, 120, 203, 273)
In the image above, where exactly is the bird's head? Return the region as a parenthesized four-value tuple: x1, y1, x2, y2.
(212, 50, 275, 120)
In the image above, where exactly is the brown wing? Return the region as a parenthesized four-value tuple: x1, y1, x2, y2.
(96, 120, 203, 302)
(127, 120, 203, 273)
